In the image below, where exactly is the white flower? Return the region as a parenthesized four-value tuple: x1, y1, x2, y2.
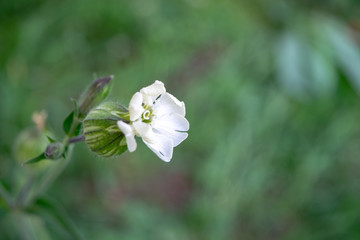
(117, 80, 189, 162)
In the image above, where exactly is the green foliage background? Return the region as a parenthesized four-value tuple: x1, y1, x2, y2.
(1, 0, 360, 239)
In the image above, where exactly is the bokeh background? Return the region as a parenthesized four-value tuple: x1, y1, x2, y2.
(2, 0, 360, 239)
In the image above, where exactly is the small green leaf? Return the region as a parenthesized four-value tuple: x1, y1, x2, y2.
(71, 98, 80, 118)
(63, 111, 74, 135)
(63, 101, 82, 136)
(74, 123, 82, 137)
(46, 136, 56, 143)
(23, 153, 47, 165)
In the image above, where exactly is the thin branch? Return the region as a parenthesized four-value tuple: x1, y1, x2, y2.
(68, 135, 85, 144)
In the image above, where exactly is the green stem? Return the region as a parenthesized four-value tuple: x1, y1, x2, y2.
(24, 110, 80, 206)
(26, 146, 74, 206)
(16, 175, 35, 207)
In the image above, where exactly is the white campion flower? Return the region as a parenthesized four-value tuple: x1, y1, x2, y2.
(117, 80, 189, 162)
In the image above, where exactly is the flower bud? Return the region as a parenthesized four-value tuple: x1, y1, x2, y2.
(83, 101, 129, 157)
(78, 75, 113, 119)
(44, 142, 65, 160)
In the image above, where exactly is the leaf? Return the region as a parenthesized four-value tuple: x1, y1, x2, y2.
(74, 123, 82, 137)
(63, 100, 81, 136)
(23, 152, 47, 165)
(46, 136, 56, 143)
(26, 196, 85, 240)
(71, 98, 80, 118)
(63, 111, 74, 135)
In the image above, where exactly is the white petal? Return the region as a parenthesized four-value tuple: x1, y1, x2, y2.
(154, 128, 188, 147)
(140, 80, 166, 105)
(142, 131, 174, 162)
(153, 113, 189, 132)
(117, 121, 133, 135)
(129, 92, 144, 121)
(140, 80, 166, 97)
(132, 120, 152, 138)
(125, 135, 137, 152)
(117, 121, 137, 152)
(153, 93, 186, 117)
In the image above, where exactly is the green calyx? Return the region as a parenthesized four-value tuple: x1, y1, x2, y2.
(83, 102, 129, 157)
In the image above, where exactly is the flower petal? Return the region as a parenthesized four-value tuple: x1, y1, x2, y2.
(140, 80, 166, 97)
(140, 80, 166, 105)
(153, 93, 186, 117)
(153, 113, 189, 132)
(154, 128, 188, 147)
(129, 92, 144, 121)
(117, 121, 137, 152)
(133, 120, 152, 137)
(142, 131, 174, 162)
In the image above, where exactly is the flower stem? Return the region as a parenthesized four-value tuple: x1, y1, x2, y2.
(68, 135, 85, 144)
(26, 145, 74, 206)
(24, 113, 80, 206)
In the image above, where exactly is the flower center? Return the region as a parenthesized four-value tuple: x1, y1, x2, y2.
(143, 110, 151, 120)
(141, 107, 153, 123)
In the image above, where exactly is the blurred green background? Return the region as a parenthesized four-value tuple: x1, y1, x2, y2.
(2, 0, 360, 239)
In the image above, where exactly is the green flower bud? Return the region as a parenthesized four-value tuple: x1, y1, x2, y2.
(78, 75, 113, 119)
(83, 101, 129, 157)
(44, 142, 65, 160)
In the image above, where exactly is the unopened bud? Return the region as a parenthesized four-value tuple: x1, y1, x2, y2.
(83, 101, 129, 157)
(78, 75, 113, 119)
(45, 142, 65, 160)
